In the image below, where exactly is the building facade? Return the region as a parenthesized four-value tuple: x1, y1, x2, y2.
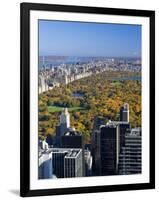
(120, 103, 129, 122)
(55, 108, 71, 147)
(91, 116, 108, 175)
(107, 121, 131, 151)
(38, 151, 53, 179)
(99, 124, 120, 175)
(84, 148, 93, 176)
(60, 108, 70, 131)
(52, 148, 83, 178)
(61, 130, 85, 176)
(64, 149, 83, 177)
(118, 128, 142, 175)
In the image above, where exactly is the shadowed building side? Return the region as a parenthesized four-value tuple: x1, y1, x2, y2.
(99, 124, 120, 176)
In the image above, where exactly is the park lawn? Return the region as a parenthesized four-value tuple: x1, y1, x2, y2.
(48, 106, 85, 113)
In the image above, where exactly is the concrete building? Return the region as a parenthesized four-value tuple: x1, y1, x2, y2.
(38, 151, 53, 179)
(60, 108, 70, 127)
(52, 149, 66, 178)
(64, 149, 83, 178)
(118, 127, 142, 175)
(52, 148, 83, 178)
(39, 139, 49, 151)
(84, 148, 93, 176)
(55, 108, 71, 146)
(59, 108, 70, 134)
(61, 129, 85, 176)
(38, 75, 49, 94)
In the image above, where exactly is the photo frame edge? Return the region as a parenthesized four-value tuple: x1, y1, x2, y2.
(20, 2, 155, 197)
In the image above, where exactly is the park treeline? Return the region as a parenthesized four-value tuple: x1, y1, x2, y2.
(38, 71, 141, 143)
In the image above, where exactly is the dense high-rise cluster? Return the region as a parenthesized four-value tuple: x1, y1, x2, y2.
(38, 58, 141, 94)
(38, 103, 141, 179)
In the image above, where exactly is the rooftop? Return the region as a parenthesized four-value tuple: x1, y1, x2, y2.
(64, 130, 81, 136)
(107, 120, 130, 125)
(52, 148, 82, 158)
(65, 149, 82, 158)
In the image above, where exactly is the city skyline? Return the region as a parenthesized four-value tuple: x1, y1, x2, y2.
(39, 20, 141, 57)
(39, 103, 142, 179)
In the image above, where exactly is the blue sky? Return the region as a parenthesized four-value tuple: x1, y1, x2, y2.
(39, 20, 141, 57)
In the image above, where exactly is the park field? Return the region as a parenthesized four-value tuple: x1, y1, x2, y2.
(48, 106, 85, 113)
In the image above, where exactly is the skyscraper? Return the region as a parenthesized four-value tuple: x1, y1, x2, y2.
(52, 148, 83, 178)
(91, 116, 108, 175)
(55, 108, 71, 147)
(52, 149, 67, 178)
(61, 129, 84, 148)
(120, 103, 129, 122)
(107, 121, 131, 151)
(59, 108, 70, 135)
(39, 75, 47, 94)
(38, 151, 53, 179)
(99, 124, 120, 175)
(61, 129, 85, 176)
(55, 125, 62, 147)
(64, 149, 83, 177)
(60, 108, 70, 129)
(118, 127, 142, 175)
(92, 116, 108, 131)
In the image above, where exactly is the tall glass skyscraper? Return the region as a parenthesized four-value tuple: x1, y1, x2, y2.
(99, 124, 120, 175)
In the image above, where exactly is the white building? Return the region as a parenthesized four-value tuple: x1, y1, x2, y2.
(60, 108, 70, 129)
(38, 151, 53, 179)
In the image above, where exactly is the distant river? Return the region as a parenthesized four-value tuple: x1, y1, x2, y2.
(112, 76, 141, 81)
(72, 92, 85, 98)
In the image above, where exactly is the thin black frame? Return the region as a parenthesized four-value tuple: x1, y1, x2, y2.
(20, 2, 155, 197)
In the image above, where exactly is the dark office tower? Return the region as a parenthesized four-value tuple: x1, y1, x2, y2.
(120, 103, 129, 122)
(93, 116, 108, 131)
(91, 116, 107, 175)
(118, 128, 142, 175)
(61, 129, 85, 176)
(46, 134, 54, 147)
(91, 129, 100, 175)
(118, 123, 131, 149)
(52, 149, 67, 178)
(107, 121, 131, 151)
(55, 125, 61, 147)
(99, 124, 120, 175)
(61, 129, 84, 148)
(64, 149, 83, 177)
